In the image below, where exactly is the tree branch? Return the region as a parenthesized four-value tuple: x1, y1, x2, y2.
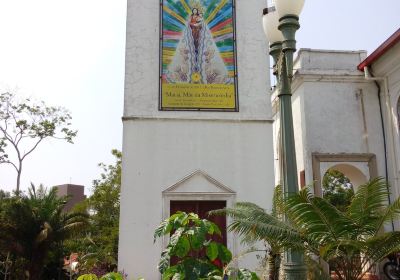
(10, 111, 20, 143)
(15, 129, 24, 146)
(0, 126, 14, 144)
(0, 160, 19, 172)
(21, 138, 43, 161)
(0, 126, 22, 161)
(2, 117, 9, 133)
(52, 136, 68, 140)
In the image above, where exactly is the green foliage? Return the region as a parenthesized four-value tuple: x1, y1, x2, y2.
(65, 150, 121, 273)
(77, 272, 127, 280)
(0, 184, 88, 280)
(100, 272, 124, 280)
(212, 186, 285, 280)
(155, 212, 239, 280)
(215, 178, 400, 280)
(87, 149, 121, 267)
(0, 189, 10, 200)
(305, 256, 331, 280)
(236, 268, 259, 280)
(322, 169, 354, 212)
(0, 92, 77, 192)
(154, 212, 229, 275)
(78, 274, 99, 280)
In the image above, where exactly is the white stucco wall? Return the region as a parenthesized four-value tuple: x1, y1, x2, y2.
(302, 82, 383, 154)
(273, 49, 387, 192)
(272, 84, 306, 186)
(119, 0, 275, 278)
(371, 41, 400, 200)
(292, 85, 306, 183)
(119, 120, 275, 278)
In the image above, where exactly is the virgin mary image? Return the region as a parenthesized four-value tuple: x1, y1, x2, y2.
(189, 8, 203, 57)
(165, 1, 232, 85)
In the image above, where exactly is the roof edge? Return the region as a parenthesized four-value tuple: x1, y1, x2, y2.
(358, 28, 400, 71)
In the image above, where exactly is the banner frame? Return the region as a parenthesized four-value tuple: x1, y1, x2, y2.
(158, 0, 239, 112)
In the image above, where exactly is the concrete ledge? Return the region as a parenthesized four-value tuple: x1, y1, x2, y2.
(121, 116, 274, 123)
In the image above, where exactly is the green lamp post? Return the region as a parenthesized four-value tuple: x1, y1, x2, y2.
(262, 1, 307, 279)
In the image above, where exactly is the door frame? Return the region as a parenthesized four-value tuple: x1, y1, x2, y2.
(162, 192, 236, 254)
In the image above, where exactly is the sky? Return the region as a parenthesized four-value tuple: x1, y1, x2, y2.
(0, 0, 126, 194)
(0, 0, 399, 194)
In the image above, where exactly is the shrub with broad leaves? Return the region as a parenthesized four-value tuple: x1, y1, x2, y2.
(154, 211, 259, 280)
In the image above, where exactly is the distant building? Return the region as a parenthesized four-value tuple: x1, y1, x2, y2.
(54, 184, 86, 212)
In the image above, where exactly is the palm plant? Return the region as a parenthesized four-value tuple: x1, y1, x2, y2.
(0, 184, 89, 280)
(213, 178, 400, 280)
(245, 185, 284, 280)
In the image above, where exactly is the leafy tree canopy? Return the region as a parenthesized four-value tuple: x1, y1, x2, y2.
(66, 149, 121, 274)
(322, 168, 355, 212)
(0, 92, 77, 193)
(0, 184, 88, 280)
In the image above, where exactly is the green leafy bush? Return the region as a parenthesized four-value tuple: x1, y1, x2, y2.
(0, 184, 88, 280)
(77, 272, 125, 280)
(154, 211, 259, 280)
(77, 274, 98, 280)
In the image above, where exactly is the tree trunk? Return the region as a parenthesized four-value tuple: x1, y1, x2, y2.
(27, 249, 46, 280)
(268, 253, 280, 280)
(3, 252, 10, 280)
(16, 161, 22, 195)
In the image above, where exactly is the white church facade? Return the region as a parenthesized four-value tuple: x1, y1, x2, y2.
(118, 0, 276, 278)
(118, 0, 400, 277)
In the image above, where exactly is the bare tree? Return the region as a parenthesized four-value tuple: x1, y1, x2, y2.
(0, 92, 77, 193)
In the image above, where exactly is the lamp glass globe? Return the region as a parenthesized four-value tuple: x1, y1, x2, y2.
(262, 8, 284, 44)
(275, 0, 305, 18)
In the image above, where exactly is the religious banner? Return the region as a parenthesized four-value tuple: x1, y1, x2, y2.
(160, 0, 238, 111)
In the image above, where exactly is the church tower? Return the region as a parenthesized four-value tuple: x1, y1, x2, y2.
(118, 0, 275, 277)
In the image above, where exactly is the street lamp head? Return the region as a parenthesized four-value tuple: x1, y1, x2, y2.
(262, 0, 304, 79)
(262, 7, 284, 45)
(275, 0, 305, 18)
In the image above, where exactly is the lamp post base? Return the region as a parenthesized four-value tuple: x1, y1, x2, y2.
(282, 249, 307, 280)
(282, 263, 308, 280)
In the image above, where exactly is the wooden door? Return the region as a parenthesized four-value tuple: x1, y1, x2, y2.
(170, 200, 227, 245)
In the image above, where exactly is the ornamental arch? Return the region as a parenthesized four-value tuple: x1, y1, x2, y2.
(322, 163, 368, 191)
(312, 153, 377, 197)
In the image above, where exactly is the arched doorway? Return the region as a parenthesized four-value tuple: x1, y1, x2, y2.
(321, 164, 368, 276)
(321, 163, 368, 210)
(321, 163, 368, 211)
(312, 153, 377, 197)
